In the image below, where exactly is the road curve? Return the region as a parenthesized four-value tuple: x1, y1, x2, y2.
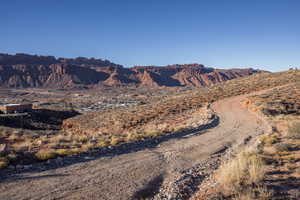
(0, 93, 270, 200)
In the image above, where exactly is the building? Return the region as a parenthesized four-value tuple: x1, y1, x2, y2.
(0, 104, 33, 114)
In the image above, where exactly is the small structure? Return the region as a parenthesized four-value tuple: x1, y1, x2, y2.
(0, 103, 33, 114)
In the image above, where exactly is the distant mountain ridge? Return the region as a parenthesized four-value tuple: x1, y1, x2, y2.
(0, 53, 122, 68)
(0, 53, 262, 88)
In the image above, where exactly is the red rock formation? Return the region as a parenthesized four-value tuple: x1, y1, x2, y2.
(0, 53, 262, 88)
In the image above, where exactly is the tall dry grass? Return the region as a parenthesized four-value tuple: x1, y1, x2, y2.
(217, 148, 265, 192)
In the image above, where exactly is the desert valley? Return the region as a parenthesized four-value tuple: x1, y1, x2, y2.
(1, 1, 300, 200)
(0, 53, 299, 200)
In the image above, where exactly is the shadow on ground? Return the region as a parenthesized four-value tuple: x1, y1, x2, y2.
(0, 109, 79, 130)
(265, 176, 300, 200)
(3, 173, 69, 183)
(131, 174, 165, 200)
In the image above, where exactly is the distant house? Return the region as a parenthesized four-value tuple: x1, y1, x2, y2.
(0, 104, 33, 114)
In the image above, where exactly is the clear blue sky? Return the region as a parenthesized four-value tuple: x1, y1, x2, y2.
(1, 0, 299, 71)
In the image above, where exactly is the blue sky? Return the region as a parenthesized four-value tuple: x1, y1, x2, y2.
(0, 0, 299, 71)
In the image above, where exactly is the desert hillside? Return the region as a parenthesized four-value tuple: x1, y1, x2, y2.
(0, 53, 261, 88)
(63, 70, 300, 151)
(194, 79, 300, 200)
(0, 69, 299, 200)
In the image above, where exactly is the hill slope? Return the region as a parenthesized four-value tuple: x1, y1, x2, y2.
(2, 70, 300, 200)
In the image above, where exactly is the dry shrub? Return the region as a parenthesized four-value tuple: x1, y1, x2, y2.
(80, 142, 96, 151)
(52, 134, 71, 143)
(281, 154, 297, 163)
(233, 190, 254, 200)
(12, 141, 31, 152)
(0, 157, 8, 169)
(172, 124, 186, 132)
(110, 136, 124, 146)
(274, 143, 293, 152)
(35, 149, 57, 161)
(70, 148, 81, 154)
(74, 135, 89, 143)
(260, 134, 279, 146)
(97, 140, 109, 148)
(217, 149, 265, 192)
(6, 153, 17, 162)
(233, 186, 272, 200)
(144, 129, 161, 138)
(295, 167, 300, 175)
(125, 131, 143, 142)
(287, 122, 300, 139)
(55, 149, 72, 156)
(257, 186, 273, 200)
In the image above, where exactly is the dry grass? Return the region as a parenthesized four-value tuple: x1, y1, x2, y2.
(260, 133, 280, 146)
(232, 186, 272, 200)
(35, 149, 57, 161)
(246, 82, 300, 118)
(110, 136, 122, 146)
(194, 146, 270, 200)
(55, 149, 72, 157)
(241, 84, 300, 199)
(217, 148, 266, 192)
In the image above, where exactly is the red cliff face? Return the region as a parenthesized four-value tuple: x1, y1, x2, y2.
(0, 53, 262, 88)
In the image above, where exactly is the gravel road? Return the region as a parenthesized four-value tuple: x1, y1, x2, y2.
(0, 93, 270, 200)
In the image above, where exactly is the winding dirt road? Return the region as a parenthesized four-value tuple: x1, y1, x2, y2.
(0, 94, 270, 200)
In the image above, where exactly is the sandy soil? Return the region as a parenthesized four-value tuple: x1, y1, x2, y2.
(0, 93, 270, 200)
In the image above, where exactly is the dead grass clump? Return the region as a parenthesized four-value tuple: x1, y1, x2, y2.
(110, 136, 123, 146)
(55, 149, 72, 157)
(215, 147, 272, 200)
(217, 149, 265, 192)
(260, 134, 279, 146)
(70, 148, 81, 154)
(35, 149, 57, 161)
(74, 135, 89, 143)
(97, 140, 109, 148)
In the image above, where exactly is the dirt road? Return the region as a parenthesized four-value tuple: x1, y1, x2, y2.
(0, 94, 270, 200)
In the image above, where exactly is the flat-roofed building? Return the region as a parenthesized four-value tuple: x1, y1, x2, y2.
(0, 104, 33, 114)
